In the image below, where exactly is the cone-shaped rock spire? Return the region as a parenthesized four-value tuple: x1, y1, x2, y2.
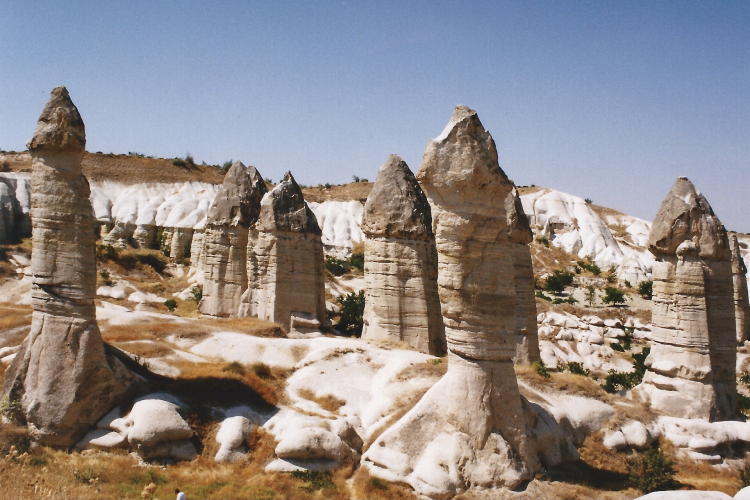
(731, 234, 749, 344)
(3, 87, 136, 446)
(361, 155, 445, 354)
(635, 177, 739, 421)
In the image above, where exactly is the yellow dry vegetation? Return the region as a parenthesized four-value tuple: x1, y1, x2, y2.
(0, 303, 32, 332)
(297, 388, 346, 413)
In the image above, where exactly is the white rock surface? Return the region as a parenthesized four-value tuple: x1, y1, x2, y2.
(215, 416, 254, 463)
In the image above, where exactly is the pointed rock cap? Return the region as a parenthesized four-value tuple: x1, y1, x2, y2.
(257, 171, 321, 234)
(648, 177, 730, 260)
(506, 186, 532, 244)
(27, 86, 85, 152)
(206, 161, 268, 228)
(731, 234, 747, 275)
(416, 105, 512, 201)
(362, 154, 433, 240)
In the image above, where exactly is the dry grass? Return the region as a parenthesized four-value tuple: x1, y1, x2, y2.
(0, 303, 32, 332)
(196, 316, 285, 338)
(395, 358, 448, 381)
(515, 364, 611, 401)
(578, 432, 631, 477)
(351, 467, 419, 500)
(298, 388, 346, 413)
(101, 322, 210, 343)
(111, 340, 174, 359)
(301, 182, 373, 204)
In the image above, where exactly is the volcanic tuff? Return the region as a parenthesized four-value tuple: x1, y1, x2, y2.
(360, 154, 445, 355)
(242, 172, 326, 333)
(635, 177, 739, 421)
(2, 87, 136, 446)
(506, 187, 541, 364)
(200, 161, 267, 317)
(363, 106, 551, 495)
(731, 234, 750, 344)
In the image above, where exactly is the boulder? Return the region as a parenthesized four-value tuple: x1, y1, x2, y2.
(361, 154, 446, 355)
(215, 416, 254, 463)
(275, 427, 353, 462)
(1, 87, 137, 446)
(635, 177, 739, 421)
(506, 187, 540, 364)
(242, 172, 326, 333)
(110, 395, 193, 448)
(200, 161, 267, 317)
(362, 105, 540, 497)
(731, 235, 750, 343)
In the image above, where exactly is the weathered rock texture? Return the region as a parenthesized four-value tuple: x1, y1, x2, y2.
(200, 161, 267, 317)
(363, 106, 540, 496)
(635, 177, 739, 421)
(360, 154, 445, 355)
(2, 87, 136, 446)
(243, 172, 326, 334)
(506, 187, 541, 364)
(732, 235, 750, 344)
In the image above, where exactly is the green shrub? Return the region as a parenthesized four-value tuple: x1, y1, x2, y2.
(325, 257, 346, 276)
(99, 268, 110, 281)
(610, 342, 626, 352)
(545, 269, 575, 295)
(534, 361, 550, 378)
(349, 252, 364, 272)
(628, 446, 677, 493)
(585, 285, 596, 306)
(585, 198, 593, 204)
(291, 470, 335, 492)
(638, 280, 653, 300)
(172, 158, 186, 167)
(190, 285, 203, 303)
(164, 299, 177, 312)
(222, 160, 233, 170)
(252, 362, 272, 379)
(535, 235, 549, 247)
(577, 260, 601, 275)
(567, 362, 590, 376)
(185, 154, 195, 168)
(602, 347, 650, 393)
(535, 290, 552, 301)
(739, 394, 750, 415)
(324, 182, 331, 189)
(603, 286, 626, 306)
(625, 280, 632, 288)
(222, 361, 245, 375)
(336, 290, 365, 337)
(740, 371, 750, 387)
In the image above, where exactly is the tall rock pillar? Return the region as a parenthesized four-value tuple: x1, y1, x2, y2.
(200, 161, 267, 317)
(245, 172, 326, 334)
(506, 187, 541, 364)
(731, 235, 750, 344)
(362, 106, 538, 496)
(635, 177, 739, 421)
(2, 87, 136, 446)
(360, 154, 445, 355)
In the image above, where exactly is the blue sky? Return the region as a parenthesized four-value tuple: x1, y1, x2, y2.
(1, 1, 748, 231)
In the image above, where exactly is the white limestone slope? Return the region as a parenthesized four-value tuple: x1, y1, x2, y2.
(521, 188, 654, 283)
(308, 200, 364, 258)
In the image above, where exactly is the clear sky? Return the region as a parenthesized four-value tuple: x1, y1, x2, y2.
(1, 1, 748, 231)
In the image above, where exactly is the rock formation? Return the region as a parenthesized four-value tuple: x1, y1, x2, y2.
(360, 154, 445, 355)
(243, 172, 326, 334)
(2, 87, 136, 446)
(506, 187, 541, 364)
(200, 161, 267, 317)
(731, 235, 750, 344)
(634, 177, 739, 421)
(362, 106, 539, 496)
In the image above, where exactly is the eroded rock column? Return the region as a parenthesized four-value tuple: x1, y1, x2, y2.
(731, 235, 750, 344)
(634, 177, 739, 421)
(362, 106, 538, 496)
(200, 161, 266, 317)
(361, 154, 445, 355)
(506, 187, 541, 364)
(244, 172, 326, 334)
(2, 87, 136, 446)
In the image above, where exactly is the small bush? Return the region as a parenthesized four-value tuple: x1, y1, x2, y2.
(172, 158, 186, 167)
(99, 268, 110, 281)
(567, 361, 590, 376)
(325, 256, 346, 276)
(534, 361, 550, 378)
(610, 342, 626, 352)
(535, 290, 552, 301)
(324, 182, 331, 189)
(350, 252, 364, 272)
(222, 361, 245, 375)
(585, 198, 593, 204)
(603, 286, 626, 306)
(164, 299, 177, 312)
(545, 269, 575, 295)
(252, 362, 272, 379)
(535, 235, 549, 247)
(185, 154, 195, 168)
(740, 461, 750, 486)
(607, 265, 618, 283)
(628, 446, 677, 493)
(602, 347, 650, 393)
(336, 290, 365, 337)
(190, 285, 203, 303)
(577, 260, 601, 275)
(625, 280, 632, 288)
(222, 160, 233, 170)
(739, 394, 750, 415)
(585, 285, 596, 306)
(638, 280, 653, 300)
